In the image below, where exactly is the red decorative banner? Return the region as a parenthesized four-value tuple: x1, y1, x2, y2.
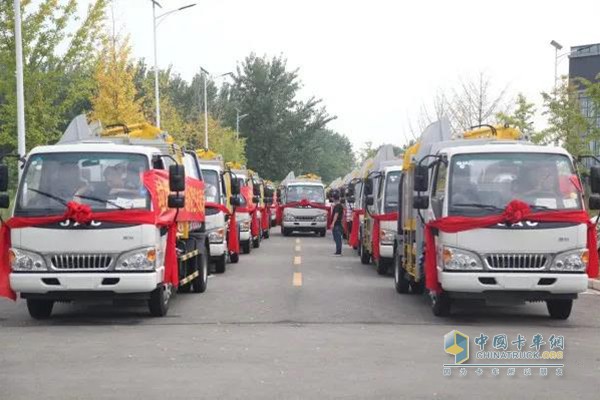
(425, 200, 599, 293)
(348, 209, 365, 248)
(277, 199, 331, 229)
(205, 202, 240, 255)
(0, 170, 205, 301)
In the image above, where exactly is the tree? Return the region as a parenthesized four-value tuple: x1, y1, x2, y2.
(0, 0, 107, 150)
(91, 34, 143, 125)
(539, 77, 592, 157)
(311, 130, 355, 184)
(357, 141, 377, 164)
(496, 93, 537, 139)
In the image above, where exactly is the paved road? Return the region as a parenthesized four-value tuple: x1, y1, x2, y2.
(1, 231, 599, 399)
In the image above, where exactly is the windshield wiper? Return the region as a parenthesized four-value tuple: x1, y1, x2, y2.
(28, 188, 68, 206)
(75, 194, 125, 210)
(452, 203, 503, 211)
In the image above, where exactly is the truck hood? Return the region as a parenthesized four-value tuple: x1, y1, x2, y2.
(205, 212, 225, 231)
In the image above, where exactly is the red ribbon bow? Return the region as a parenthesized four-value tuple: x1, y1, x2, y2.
(64, 201, 93, 224)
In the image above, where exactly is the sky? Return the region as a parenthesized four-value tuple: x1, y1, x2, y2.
(81, 0, 600, 150)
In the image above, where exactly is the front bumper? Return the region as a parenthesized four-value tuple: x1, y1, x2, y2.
(379, 243, 395, 259)
(209, 242, 226, 259)
(439, 271, 588, 295)
(283, 221, 326, 230)
(240, 230, 251, 242)
(10, 267, 165, 296)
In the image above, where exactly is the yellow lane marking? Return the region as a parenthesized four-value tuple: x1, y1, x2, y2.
(293, 272, 303, 286)
(293, 256, 301, 265)
(295, 245, 301, 252)
(295, 238, 300, 244)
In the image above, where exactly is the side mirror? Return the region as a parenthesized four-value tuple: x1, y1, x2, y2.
(169, 164, 185, 192)
(589, 194, 600, 210)
(414, 165, 429, 192)
(413, 195, 429, 209)
(0, 193, 9, 209)
(591, 166, 600, 194)
(168, 194, 185, 209)
(230, 178, 241, 195)
(253, 183, 261, 196)
(346, 185, 355, 196)
(252, 195, 260, 203)
(276, 188, 281, 199)
(364, 179, 373, 196)
(366, 195, 374, 206)
(0, 165, 8, 192)
(230, 195, 242, 207)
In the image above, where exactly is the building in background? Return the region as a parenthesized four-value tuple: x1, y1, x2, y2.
(569, 43, 600, 155)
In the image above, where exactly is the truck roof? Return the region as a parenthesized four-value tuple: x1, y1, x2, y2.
(441, 142, 572, 158)
(286, 181, 325, 187)
(199, 160, 223, 171)
(28, 142, 160, 157)
(382, 164, 402, 173)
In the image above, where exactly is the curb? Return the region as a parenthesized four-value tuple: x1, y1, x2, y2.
(588, 279, 600, 291)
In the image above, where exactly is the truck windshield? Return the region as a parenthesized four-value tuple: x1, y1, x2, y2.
(202, 169, 221, 203)
(16, 152, 150, 216)
(384, 171, 401, 214)
(448, 153, 583, 216)
(286, 185, 325, 203)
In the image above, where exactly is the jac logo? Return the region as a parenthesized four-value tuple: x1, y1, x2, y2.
(59, 220, 102, 227)
(496, 221, 539, 227)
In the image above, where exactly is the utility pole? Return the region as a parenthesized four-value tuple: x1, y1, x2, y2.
(201, 67, 209, 149)
(152, 0, 161, 128)
(14, 0, 26, 175)
(236, 109, 249, 138)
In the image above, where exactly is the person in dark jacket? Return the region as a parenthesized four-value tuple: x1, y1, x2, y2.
(330, 191, 344, 256)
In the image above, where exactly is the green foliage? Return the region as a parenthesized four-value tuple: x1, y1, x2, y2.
(0, 0, 107, 152)
(497, 93, 537, 139)
(540, 78, 592, 157)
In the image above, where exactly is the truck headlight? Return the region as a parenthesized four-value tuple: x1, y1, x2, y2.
(240, 220, 251, 232)
(209, 228, 225, 243)
(550, 249, 588, 272)
(115, 247, 157, 271)
(9, 248, 47, 271)
(380, 229, 395, 245)
(283, 214, 295, 222)
(442, 246, 483, 271)
(315, 214, 327, 222)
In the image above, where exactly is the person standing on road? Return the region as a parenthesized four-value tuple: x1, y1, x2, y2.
(330, 192, 344, 256)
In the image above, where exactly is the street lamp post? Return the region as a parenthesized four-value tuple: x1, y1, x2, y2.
(550, 40, 563, 92)
(199, 69, 233, 149)
(14, 0, 26, 175)
(236, 109, 249, 138)
(151, 1, 196, 129)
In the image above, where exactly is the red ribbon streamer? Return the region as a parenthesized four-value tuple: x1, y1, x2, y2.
(371, 212, 399, 261)
(348, 209, 365, 247)
(205, 202, 239, 255)
(424, 199, 599, 293)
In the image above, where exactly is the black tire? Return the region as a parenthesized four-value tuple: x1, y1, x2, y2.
(26, 299, 54, 319)
(282, 228, 291, 237)
(229, 252, 239, 263)
(319, 229, 326, 237)
(431, 291, 451, 317)
(178, 282, 191, 293)
(148, 284, 170, 317)
(410, 280, 425, 294)
(360, 244, 371, 265)
(253, 230, 261, 248)
(192, 249, 208, 293)
(264, 228, 270, 239)
(546, 299, 573, 320)
(394, 255, 409, 294)
(376, 258, 389, 275)
(242, 240, 251, 254)
(214, 253, 227, 274)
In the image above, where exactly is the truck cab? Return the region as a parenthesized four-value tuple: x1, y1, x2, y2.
(396, 121, 590, 319)
(361, 163, 402, 274)
(230, 168, 254, 254)
(280, 177, 328, 237)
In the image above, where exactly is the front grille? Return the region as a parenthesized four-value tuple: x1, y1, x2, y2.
(295, 216, 316, 222)
(485, 254, 548, 271)
(50, 254, 113, 271)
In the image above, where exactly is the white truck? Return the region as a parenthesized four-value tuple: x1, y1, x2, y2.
(1, 118, 209, 318)
(280, 174, 328, 237)
(361, 160, 402, 275)
(396, 120, 592, 319)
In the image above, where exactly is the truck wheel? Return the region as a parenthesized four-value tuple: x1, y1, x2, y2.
(27, 299, 54, 319)
(376, 258, 389, 275)
(264, 228, 270, 239)
(282, 228, 290, 237)
(242, 240, 251, 254)
(546, 299, 573, 320)
(319, 229, 326, 237)
(431, 291, 451, 317)
(394, 255, 409, 294)
(148, 284, 170, 317)
(410, 280, 425, 294)
(215, 253, 227, 274)
(360, 244, 371, 265)
(192, 250, 208, 293)
(253, 231, 261, 248)
(230, 252, 239, 263)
